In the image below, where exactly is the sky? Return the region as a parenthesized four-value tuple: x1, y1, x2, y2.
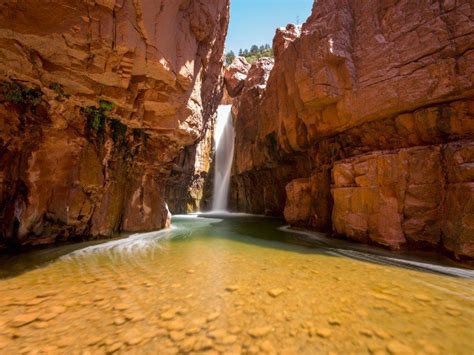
(226, 0, 314, 54)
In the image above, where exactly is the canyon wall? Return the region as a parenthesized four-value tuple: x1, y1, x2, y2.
(230, 0, 474, 259)
(0, 0, 229, 247)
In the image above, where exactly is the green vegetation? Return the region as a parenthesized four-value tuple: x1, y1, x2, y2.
(1, 81, 42, 106)
(99, 99, 114, 112)
(110, 118, 127, 144)
(49, 83, 70, 101)
(82, 100, 116, 141)
(82, 100, 133, 148)
(225, 44, 273, 65)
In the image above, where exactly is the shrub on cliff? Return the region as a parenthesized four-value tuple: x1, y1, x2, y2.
(49, 83, 70, 101)
(1, 81, 42, 106)
(82, 100, 116, 142)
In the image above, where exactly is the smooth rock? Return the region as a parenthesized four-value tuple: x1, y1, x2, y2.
(268, 289, 285, 298)
(248, 326, 272, 338)
(11, 314, 37, 327)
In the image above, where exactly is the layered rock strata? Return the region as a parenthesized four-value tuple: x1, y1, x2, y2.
(230, 0, 474, 259)
(0, 0, 229, 247)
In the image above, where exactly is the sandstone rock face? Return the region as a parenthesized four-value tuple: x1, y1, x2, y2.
(224, 57, 251, 98)
(0, 0, 229, 247)
(231, 0, 474, 259)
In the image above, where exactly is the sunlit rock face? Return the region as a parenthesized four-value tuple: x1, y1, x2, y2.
(224, 57, 251, 98)
(0, 0, 230, 247)
(230, 0, 474, 259)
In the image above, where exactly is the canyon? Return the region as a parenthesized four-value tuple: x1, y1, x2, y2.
(228, 0, 474, 261)
(0, 0, 472, 263)
(0, 0, 229, 247)
(0, 1, 474, 354)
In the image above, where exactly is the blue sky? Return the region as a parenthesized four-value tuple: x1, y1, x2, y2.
(226, 0, 314, 54)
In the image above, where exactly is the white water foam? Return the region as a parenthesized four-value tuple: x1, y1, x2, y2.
(62, 226, 177, 258)
(279, 225, 474, 279)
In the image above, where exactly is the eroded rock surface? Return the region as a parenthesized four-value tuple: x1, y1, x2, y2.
(230, 0, 474, 259)
(0, 0, 229, 247)
(224, 57, 251, 98)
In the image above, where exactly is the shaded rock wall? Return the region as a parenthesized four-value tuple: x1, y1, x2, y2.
(0, 0, 229, 247)
(230, 0, 474, 259)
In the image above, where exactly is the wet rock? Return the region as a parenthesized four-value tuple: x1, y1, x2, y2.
(207, 312, 220, 322)
(268, 289, 285, 298)
(11, 314, 37, 327)
(225, 285, 239, 292)
(114, 303, 130, 312)
(180, 336, 197, 352)
(387, 341, 415, 355)
(229, 326, 242, 334)
(193, 337, 214, 351)
(106, 342, 123, 354)
(186, 327, 201, 335)
(169, 331, 185, 342)
(316, 328, 332, 339)
(248, 326, 272, 338)
(260, 340, 276, 354)
(373, 328, 390, 339)
(38, 312, 59, 321)
(193, 318, 208, 328)
(124, 329, 143, 346)
(86, 335, 104, 346)
(25, 299, 46, 306)
(166, 320, 185, 331)
(177, 308, 189, 316)
(207, 329, 227, 340)
(360, 329, 373, 337)
(125, 312, 146, 322)
(36, 291, 57, 298)
(221, 335, 237, 345)
(33, 322, 49, 329)
(160, 310, 176, 321)
(248, 345, 260, 354)
(56, 336, 75, 348)
(113, 317, 127, 326)
(64, 300, 78, 307)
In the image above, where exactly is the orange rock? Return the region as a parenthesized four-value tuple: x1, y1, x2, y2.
(230, 0, 474, 260)
(224, 57, 251, 98)
(0, 0, 230, 246)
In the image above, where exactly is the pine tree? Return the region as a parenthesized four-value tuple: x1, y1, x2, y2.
(225, 50, 235, 65)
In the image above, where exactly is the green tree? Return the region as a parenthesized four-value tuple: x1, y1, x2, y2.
(225, 50, 236, 65)
(250, 45, 259, 54)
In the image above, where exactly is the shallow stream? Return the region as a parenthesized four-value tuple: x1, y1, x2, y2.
(0, 214, 473, 354)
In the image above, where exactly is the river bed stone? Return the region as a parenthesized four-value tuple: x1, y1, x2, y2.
(0, 215, 472, 354)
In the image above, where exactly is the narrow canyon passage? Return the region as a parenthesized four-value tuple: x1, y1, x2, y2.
(0, 215, 473, 354)
(0, 0, 473, 354)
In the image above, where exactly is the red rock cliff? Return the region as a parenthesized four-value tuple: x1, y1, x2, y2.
(230, 0, 474, 259)
(0, 0, 229, 247)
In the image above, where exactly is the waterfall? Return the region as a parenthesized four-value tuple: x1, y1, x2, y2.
(212, 105, 235, 211)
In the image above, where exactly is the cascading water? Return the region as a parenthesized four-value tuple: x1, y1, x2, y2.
(212, 105, 235, 211)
